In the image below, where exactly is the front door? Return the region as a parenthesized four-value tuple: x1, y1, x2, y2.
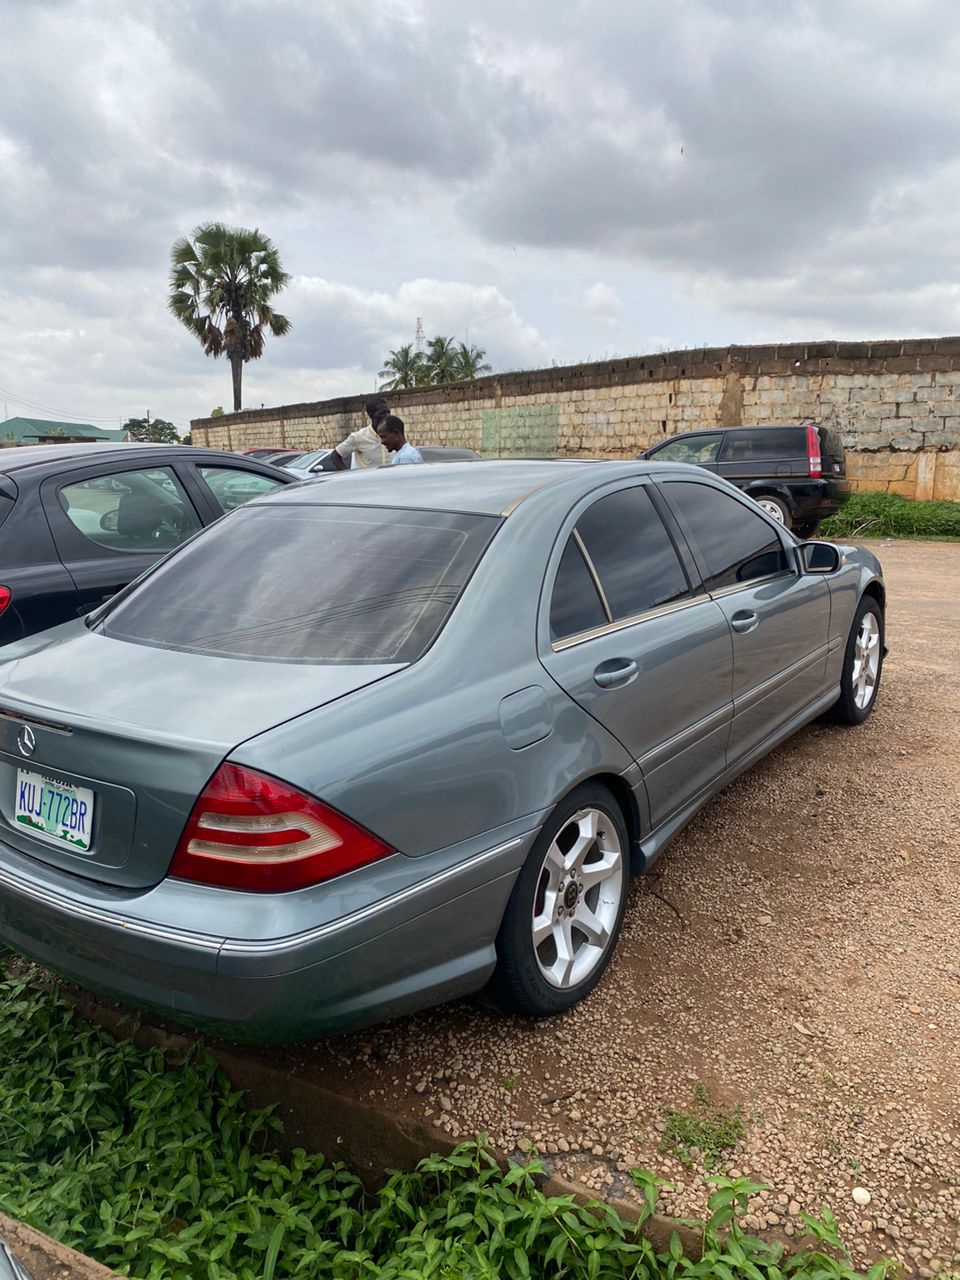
(538, 483, 733, 831)
(659, 478, 830, 765)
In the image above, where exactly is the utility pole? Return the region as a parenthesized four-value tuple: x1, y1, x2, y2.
(415, 317, 424, 352)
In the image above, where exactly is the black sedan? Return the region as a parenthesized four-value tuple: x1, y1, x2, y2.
(0, 443, 295, 645)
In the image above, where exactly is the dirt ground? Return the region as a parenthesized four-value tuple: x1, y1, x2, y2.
(250, 539, 959, 1275)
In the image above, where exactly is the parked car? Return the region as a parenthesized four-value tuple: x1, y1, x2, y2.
(255, 450, 306, 467)
(641, 423, 850, 535)
(285, 445, 483, 479)
(235, 448, 291, 459)
(0, 461, 884, 1042)
(0, 443, 296, 645)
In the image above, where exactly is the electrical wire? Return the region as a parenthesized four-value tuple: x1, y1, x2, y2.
(0, 384, 124, 426)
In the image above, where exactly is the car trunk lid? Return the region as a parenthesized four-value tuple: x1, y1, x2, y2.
(0, 629, 401, 888)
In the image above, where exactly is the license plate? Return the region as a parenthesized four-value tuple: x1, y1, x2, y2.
(15, 769, 95, 852)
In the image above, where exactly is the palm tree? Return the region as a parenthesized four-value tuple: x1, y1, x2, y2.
(423, 335, 462, 384)
(168, 223, 291, 412)
(455, 342, 492, 381)
(378, 343, 425, 391)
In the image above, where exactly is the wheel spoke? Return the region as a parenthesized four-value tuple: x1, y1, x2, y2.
(563, 810, 600, 873)
(532, 909, 554, 948)
(545, 917, 576, 987)
(579, 850, 620, 892)
(572, 903, 610, 948)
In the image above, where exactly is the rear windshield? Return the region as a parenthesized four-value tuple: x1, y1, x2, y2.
(97, 504, 499, 664)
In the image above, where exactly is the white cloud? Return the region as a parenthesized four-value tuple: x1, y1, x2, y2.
(581, 283, 624, 329)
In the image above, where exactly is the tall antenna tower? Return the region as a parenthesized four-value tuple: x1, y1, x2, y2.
(414, 316, 424, 352)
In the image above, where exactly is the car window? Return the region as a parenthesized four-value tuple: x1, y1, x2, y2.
(649, 434, 723, 464)
(198, 466, 286, 513)
(550, 538, 608, 640)
(575, 487, 690, 622)
(721, 428, 805, 461)
(662, 481, 789, 591)
(97, 504, 500, 664)
(58, 467, 203, 554)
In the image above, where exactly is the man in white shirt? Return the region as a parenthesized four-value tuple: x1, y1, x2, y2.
(328, 398, 388, 470)
(377, 415, 423, 465)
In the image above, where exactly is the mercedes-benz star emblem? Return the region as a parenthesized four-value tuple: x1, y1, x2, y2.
(17, 725, 36, 758)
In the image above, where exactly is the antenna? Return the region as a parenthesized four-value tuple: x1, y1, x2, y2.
(414, 316, 424, 352)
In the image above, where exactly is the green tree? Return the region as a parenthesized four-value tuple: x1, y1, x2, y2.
(210, 405, 225, 417)
(123, 417, 179, 443)
(423, 334, 461, 384)
(168, 223, 291, 412)
(378, 343, 426, 390)
(455, 342, 492, 380)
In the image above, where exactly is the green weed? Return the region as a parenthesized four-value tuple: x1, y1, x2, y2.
(0, 964, 903, 1278)
(820, 491, 960, 541)
(659, 1081, 746, 1169)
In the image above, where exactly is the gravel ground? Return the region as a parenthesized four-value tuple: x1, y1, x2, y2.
(259, 539, 960, 1274)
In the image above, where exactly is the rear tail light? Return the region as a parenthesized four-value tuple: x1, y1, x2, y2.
(806, 425, 822, 479)
(170, 763, 393, 892)
(0, 587, 10, 616)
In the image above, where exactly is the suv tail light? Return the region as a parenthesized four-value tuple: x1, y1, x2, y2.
(0, 587, 10, 616)
(170, 763, 393, 892)
(806, 425, 822, 479)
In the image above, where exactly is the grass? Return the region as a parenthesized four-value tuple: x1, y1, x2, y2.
(0, 961, 903, 1279)
(659, 1082, 746, 1169)
(820, 491, 960, 540)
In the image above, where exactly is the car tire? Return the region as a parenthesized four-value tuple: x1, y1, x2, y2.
(831, 595, 884, 725)
(795, 520, 821, 539)
(753, 494, 792, 528)
(486, 784, 630, 1018)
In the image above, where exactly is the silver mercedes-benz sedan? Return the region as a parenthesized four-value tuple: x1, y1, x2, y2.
(0, 461, 884, 1042)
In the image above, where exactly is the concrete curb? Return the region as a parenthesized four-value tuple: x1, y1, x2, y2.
(0, 1213, 122, 1280)
(68, 991, 703, 1260)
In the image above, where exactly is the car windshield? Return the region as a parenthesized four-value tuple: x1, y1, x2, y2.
(96, 503, 500, 664)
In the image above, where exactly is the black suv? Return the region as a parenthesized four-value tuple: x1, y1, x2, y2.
(641, 423, 850, 535)
(0, 443, 295, 645)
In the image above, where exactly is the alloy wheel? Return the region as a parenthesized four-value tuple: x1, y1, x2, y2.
(756, 497, 786, 523)
(852, 611, 881, 709)
(531, 807, 624, 989)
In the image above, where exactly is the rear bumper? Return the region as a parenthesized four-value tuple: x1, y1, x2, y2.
(0, 834, 531, 1042)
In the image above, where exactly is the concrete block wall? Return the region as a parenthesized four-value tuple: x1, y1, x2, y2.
(192, 338, 960, 501)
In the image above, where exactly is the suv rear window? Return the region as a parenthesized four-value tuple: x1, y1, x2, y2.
(721, 428, 806, 461)
(97, 504, 499, 664)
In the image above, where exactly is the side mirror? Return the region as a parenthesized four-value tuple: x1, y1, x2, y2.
(799, 541, 841, 574)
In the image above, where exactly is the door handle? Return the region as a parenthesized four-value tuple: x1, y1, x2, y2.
(730, 611, 760, 634)
(593, 659, 639, 689)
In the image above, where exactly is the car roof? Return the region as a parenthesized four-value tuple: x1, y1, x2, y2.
(258, 458, 675, 517)
(0, 443, 263, 475)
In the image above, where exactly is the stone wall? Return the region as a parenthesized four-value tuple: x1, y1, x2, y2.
(191, 337, 960, 501)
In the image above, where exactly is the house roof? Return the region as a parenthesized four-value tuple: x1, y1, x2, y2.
(0, 417, 126, 444)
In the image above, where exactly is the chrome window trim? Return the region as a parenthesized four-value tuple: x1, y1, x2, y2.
(572, 529, 613, 623)
(551, 592, 706, 652)
(707, 568, 798, 600)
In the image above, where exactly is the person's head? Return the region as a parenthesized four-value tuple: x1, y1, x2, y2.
(377, 415, 406, 453)
(365, 397, 390, 427)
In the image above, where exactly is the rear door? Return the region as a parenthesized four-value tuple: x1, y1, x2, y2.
(657, 477, 830, 765)
(41, 460, 204, 614)
(538, 482, 733, 830)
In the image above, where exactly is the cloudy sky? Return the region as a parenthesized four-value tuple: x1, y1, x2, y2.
(2, 0, 959, 434)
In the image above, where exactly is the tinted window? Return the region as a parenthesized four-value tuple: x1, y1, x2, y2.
(663, 482, 789, 591)
(199, 466, 286, 513)
(576, 487, 689, 620)
(648, 434, 723, 464)
(98, 504, 498, 664)
(721, 428, 805, 461)
(59, 467, 202, 553)
(550, 538, 607, 640)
